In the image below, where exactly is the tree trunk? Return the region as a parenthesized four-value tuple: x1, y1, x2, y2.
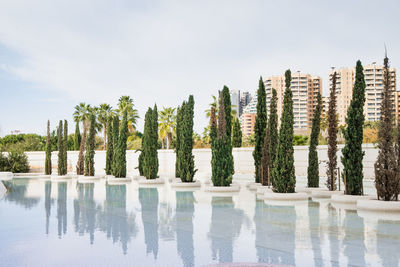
(76, 121, 87, 175)
(167, 132, 172, 149)
(161, 138, 165, 149)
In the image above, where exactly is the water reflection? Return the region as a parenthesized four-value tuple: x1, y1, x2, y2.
(57, 182, 68, 238)
(208, 196, 244, 263)
(44, 181, 52, 235)
(4, 179, 40, 209)
(327, 203, 340, 267)
(343, 210, 366, 267)
(255, 202, 296, 266)
(139, 188, 159, 259)
(376, 219, 400, 267)
(73, 183, 96, 244)
(308, 201, 323, 267)
(176, 191, 195, 267)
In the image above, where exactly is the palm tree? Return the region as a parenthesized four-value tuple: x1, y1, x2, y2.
(158, 107, 176, 149)
(97, 103, 114, 149)
(117, 96, 139, 132)
(205, 94, 237, 119)
(73, 102, 91, 174)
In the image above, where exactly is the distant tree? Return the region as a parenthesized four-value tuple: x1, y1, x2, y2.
(232, 118, 242, 147)
(74, 102, 91, 175)
(374, 55, 400, 200)
(158, 107, 176, 149)
(175, 104, 184, 178)
(74, 122, 81, 151)
(342, 61, 366, 195)
(253, 77, 267, 183)
(45, 120, 52, 175)
(57, 120, 66, 175)
(143, 106, 159, 179)
(105, 116, 113, 175)
(111, 115, 119, 176)
(84, 114, 96, 176)
(63, 120, 68, 173)
(271, 70, 295, 193)
(114, 110, 128, 178)
(268, 88, 278, 187)
(117, 96, 139, 132)
(307, 93, 322, 188)
(97, 103, 114, 149)
(326, 72, 338, 191)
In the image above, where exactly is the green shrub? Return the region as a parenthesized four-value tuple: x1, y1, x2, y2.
(0, 151, 30, 173)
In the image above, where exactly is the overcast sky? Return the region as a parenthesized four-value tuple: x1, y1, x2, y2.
(0, 0, 399, 136)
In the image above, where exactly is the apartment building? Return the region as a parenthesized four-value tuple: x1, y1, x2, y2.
(329, 64, 397, 125)
(241, 113, 256, 137)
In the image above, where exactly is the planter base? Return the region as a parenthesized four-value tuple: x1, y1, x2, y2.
(311, 190, 343, 199)
(171, 179, 201, 188)
(256, 186, 273, 196)
(357, 199, 400, 213)
(51, 175, 73, 180)
(0, 172, 13, 180)
(138, 178, 165, 185)
(205, 184, 240, 193)
(78, 175, 102, 181)
(331, 194, 374, 204)
(107, 177, 132, 184)
(297, 187, 327, 194)
(263, 192, 309, 201)
(247, 182, 261, 191)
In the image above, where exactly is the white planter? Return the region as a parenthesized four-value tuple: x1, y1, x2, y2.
(51, 174, 72, 180)
(107, 176, 132, 183)
(296, 187, 327, 194)
(247, 182, 261, 191)
(311, 190, 343, 199)
(138, 178, 165, 185)
(169, 177, 183, 183)
(331, 194, 374, 204)
(357, 199, 400, 213)
(78, 175, 101, 181)
(0, 172, 13, 180)
(256, 186, 273, 196)
(171, 179, 201, 188)
(205, 184, 240, 193)
(263, 192, 309, 202)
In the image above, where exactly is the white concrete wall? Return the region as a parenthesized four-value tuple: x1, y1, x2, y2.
(26, 144, 378, 179)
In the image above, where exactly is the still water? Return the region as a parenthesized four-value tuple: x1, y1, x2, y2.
(0, 178, 399, 267)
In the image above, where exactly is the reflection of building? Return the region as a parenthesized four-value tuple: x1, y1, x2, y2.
(208, 196, 244, 263)
(139, 188, 159, 259)
(176, 191, 195, 267)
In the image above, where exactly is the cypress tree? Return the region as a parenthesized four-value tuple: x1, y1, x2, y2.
(327, 72, 338, 191)
(253, 77, 267, 183)
(179, 95, 197, 182)
(63, 120, 68, 175)
(307, 92, 322, 188)
(84, 114, 96, 176)
(45, 120, 52, 175)
(111, 115, 119, 176)
(341, 61, 366, 195)
(175, 103, 184, 178)
(271, 70, 295, 193)
(143, 106, 159, 179)
(268, 88, 278, 187)
(210, 106, 218, 185)
(222, 86, 234, 177)
(74, 122, 81, 151)
(114, 110, 128, 178)
(57, 120, 64, 175)
(374, 55, 400, 200)
(260, 123, 270, 186)
(232, 118, 242, 147)
(105, 116, 113, 175)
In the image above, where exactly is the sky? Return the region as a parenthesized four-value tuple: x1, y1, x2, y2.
(0, 0, 400, 136)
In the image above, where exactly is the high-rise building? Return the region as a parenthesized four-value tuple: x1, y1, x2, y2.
(396, 91, 400, 123)
(265, 73, 322, 133)
(329, 64, 397, 125)
(241, 113, 256, 137)
(239, 91, 252, 116)
(230, 90, 240, 118)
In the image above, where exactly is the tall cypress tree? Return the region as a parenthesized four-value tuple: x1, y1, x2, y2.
(57, 120, 64, 175)
(268, 88, 278, 187)
(143, 106, 159, 179)
(63, 120, 68, 174)
(179, 95, 197, 182)
(210, 106, 218, 185)
(74, 122, 81, 151)
(45, 120, 52, 175)
(374, 55, 400, 200)
(260, 123, 270, 186)
(222, 86, 234, 177)
(341, 61, 366, 195)
(232, 118, 242, 147)
(271, 70, 295, 193)
(307, 92, 322, 188)
(84, 114, 96, 176)
(327, 72, 338, 191)
(253, 77, 267, 183)
(175, 103, 184, 178)
(105, 116, 113, 175)
(111, 115, 119, 176)
(114, 110, 128, 178)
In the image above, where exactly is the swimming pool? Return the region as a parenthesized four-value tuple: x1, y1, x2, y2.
(0, 178, 399, 266)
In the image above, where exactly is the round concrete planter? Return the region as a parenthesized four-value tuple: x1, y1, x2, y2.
(358, 209, 400, 221)
(256, 186, 273, 196)
(205, 184, 240, 193)
(16, 174, 51, 179)
(171, 179, 201, 188)
(0, 172, 13, 180)
(169, 177, 183, 183)
(357, 199, 400, 213)
(78, 175, 101, 182)
(51, 174, 73, 180)
(297, 187, 327, 194)
(311, 190, 343, 199)
(263, 192, 309, 202)
(138, 178, 165, 185)
(247, 182, 261, 191)
(106, 176, 132, 184)
(331, 194, 374, 204)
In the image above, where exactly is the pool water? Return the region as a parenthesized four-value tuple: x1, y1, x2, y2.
(0, 178, 399, 267)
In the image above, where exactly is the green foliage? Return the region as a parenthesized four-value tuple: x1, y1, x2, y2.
(63, 120, 68, 173)
(243, 133, 255, 147)
(307, 93, 322, 187)
(74, 122, 81, 150)
(117, 96, 139, 131)
(45, 120, 52, 175)
(143, 106, 159, 179)
(111, 115, 119, 176)
(293, 135, 309, 146)
(268, 88, 278, 186)
(105, 116, 113, 175)
(260, 124, 270, 186)
(0, 134, 46, 152)
(341, 61, 366, 195)
(114, 110, 128, 178)
(232, 118, 242, 147)
(57, 120, 65, 175)
(175, 104, 184, 177)
(0, 151, 30, 173)
(127, 136, 142, 150)
(253, 77, 267, 183)
(327, 72, 338, 191)
(272, 70, 295, 193)
(84, 114, 96, 176)
(178, 95, 197, 182)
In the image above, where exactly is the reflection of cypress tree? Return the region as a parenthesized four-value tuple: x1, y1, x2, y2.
(376, 219, 400, 267)
(176, 192, 195, 267)
(139, 188, 159, 259)
(327, 204, 339, 267)
(45, 181, 52, 235)
(57, 182, 68, 238)
(256, 203, 296, 265)
(73, 183, 96, 244)
(308, 201, 323, 267)
(343, 210, 366, 267)
(208, 197, 244, 263)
